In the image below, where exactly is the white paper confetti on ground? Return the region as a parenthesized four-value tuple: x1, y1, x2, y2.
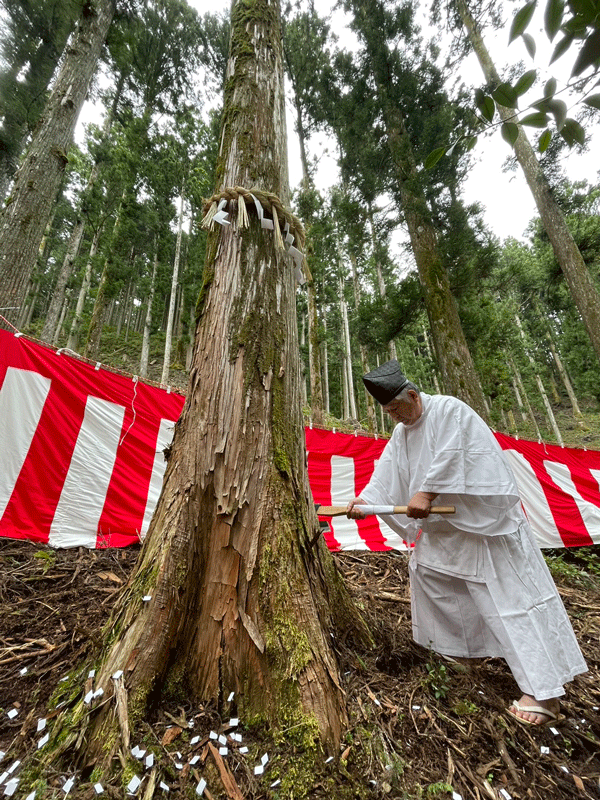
(219, 747, 228, 756)
(231, 733, 242, 742)
(325, 757, 333, 764)
(88, 670, 96, 679)
(540, 746, 550, 754)
(261, 753, 269, 765)
(195, 779, 206, 796)
(112, 670, 123, 680)
(36, 719, 46, 732)
(0, 772, 7, 785)
(126, 775, 141, 794)
(7, 762, 19, 775)
(0, 753, 4, 762)
(189, 756, 200, 766)
(270, 779, 281, 787)
(239, 747, 248, 754)
(83, 691, 94, 704)
(229, 718, 238, 727)
(63, 777, 75, 794)
(175, 763, 183, 770)
(499, 789, 511, 800)
(6, 710, 17, 720)
(254, 765, 264, 776)
(209, 732, 217, 740)
(19, 668, 27, 676)
(145, 754, 154, 768)
(24, 792, 35, 800)
(94, 784, 104, 794)
(550, 727, 559, 735)
(452, 793, 463, 800)
(142, 596, 152, 602)
(411, 705, 420, 711)
(227, 692, 234, 702)
(93, 688, 104, 698)
(561, 765, 569, 773)
(37, 734, 49, 749)
(4, 779, 18, 797)
(159, 782, 169, 791)
(217, 735, 226, 745)
(190, 736, 200, 745)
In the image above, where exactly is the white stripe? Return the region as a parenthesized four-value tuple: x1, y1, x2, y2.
(140, 419, 177, 538)
(503, 450, 563, 548)
(0, 368, 51, 519)
(544, 460, 600, 543)
(330, 455, 365, 549)
(49, 396, 124, 548)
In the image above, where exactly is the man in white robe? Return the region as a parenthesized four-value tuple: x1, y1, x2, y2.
(347, 360, 587, 726)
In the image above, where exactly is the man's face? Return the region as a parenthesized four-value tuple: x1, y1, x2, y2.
(382, 390, 422, 426)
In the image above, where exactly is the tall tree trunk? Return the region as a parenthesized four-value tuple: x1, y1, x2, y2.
(66, 224, 102, 351)
(41, 0, 369, 781)
(338, 274, 357, 419)
(367, 203, 397, 360)
(0, 0, 115, 323)
(354, 0, 487, 418)
(161, 190, 185, 385)
(457, 0, 600, 368)
(140, 249, 158, 379)
(509, 356, 542, 440)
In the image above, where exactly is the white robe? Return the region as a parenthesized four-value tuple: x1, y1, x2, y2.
(360, 393, 587, 699)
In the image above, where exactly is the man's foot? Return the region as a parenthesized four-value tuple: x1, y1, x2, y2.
(507, 695, 560, 726)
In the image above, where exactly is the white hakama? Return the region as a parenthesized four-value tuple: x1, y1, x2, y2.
(360, 393, 588, 700)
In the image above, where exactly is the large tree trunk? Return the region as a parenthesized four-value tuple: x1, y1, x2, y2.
(0, 0, 115, 323)
(161, 189, 185, 385)
(457, 0, 600, 368)
(41, 0, 368, 782)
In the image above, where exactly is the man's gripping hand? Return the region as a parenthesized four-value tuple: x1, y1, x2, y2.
(406, 491, 438, 519)
(347, 498, 367, 519)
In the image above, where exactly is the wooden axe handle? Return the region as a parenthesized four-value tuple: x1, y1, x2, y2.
(315, 504, 456, 517)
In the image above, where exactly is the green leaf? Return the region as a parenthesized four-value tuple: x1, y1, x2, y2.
(465, 136, 478, 151)
(547, 98, 568, 130)
(550, 33, 575, 64)
(509, 1, 537, 43)
(571, 29, 600, 77)
(523, 33, 537, 58)
(544, 0, 564, 41)
(514, 69, 537, 95)
(544, 77, 557, 97)
(501, 122, 520, 146)
(492, 82, 519, 108)
(583, 92, 600, 109)
(560, 117, 586, 146)
(519, 111, 550, 127)
(424, 147, 447, 169)
(538, 129, 552, 152)
(476, 93, 496, 122)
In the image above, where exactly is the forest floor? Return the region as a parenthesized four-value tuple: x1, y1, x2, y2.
(0, 538, 599, 800)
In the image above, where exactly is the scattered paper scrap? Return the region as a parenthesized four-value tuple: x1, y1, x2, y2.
(325, 757, 333, 764)
(229, 718, 238, 727)
(498, 790, 511, 800)
(112, 670, 123, 680)
(219, 747, 228, 756)
(37, 734, 49, 750)
(540, 746, 550, 755)
(550, 727, 559, 736)
(4, 779, 18, 797)
(88, 670, 96, 679)
(84, 691, 94, 705)
(227, 692, 234, 702)
(59, 676, 69, 682)
(145, 754, 154, 768)
(271, 780, 281, 788)
(142, 596, 152, 602)
(175, 763, 183, 770)
(7, 762, 20, 775)
(452, 793, 463, 800)
(195, 779, 206, 796)
(411, 705, 421, 711)
(63, 777, 75, 794)
(231, 733, 242, 743)
(217, 735, 226, 745)
(189, 756, 200, 766)
(37, 719, 46, 732)
(254, 765, 264, 776)
(6, 710, 18, 720)
(19, 668, 27, 676)
(209, 731, 218, 740)
(94, 784, 104, 794)
(190, 736, 200, 745)
(560, 765, 569, 773)
(25, 793, 36, 800)
(0, 752, 4, 762)
(261, 753, 269, 765)
(93, 688, 104, 698)
(239, 747, 248, 755)
(159, 782, 169, 792)
(126, 775, 141, 794)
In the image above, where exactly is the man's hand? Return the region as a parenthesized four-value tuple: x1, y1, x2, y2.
(406, 491, 438, 519)
(346, 498, 367, 519)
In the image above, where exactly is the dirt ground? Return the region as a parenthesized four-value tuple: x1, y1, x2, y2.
(0, 538, 599, 799)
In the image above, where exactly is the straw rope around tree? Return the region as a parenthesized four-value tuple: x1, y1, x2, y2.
(201, 187, 307, 282)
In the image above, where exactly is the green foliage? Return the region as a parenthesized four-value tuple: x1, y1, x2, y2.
(423, 657, 451, 700)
